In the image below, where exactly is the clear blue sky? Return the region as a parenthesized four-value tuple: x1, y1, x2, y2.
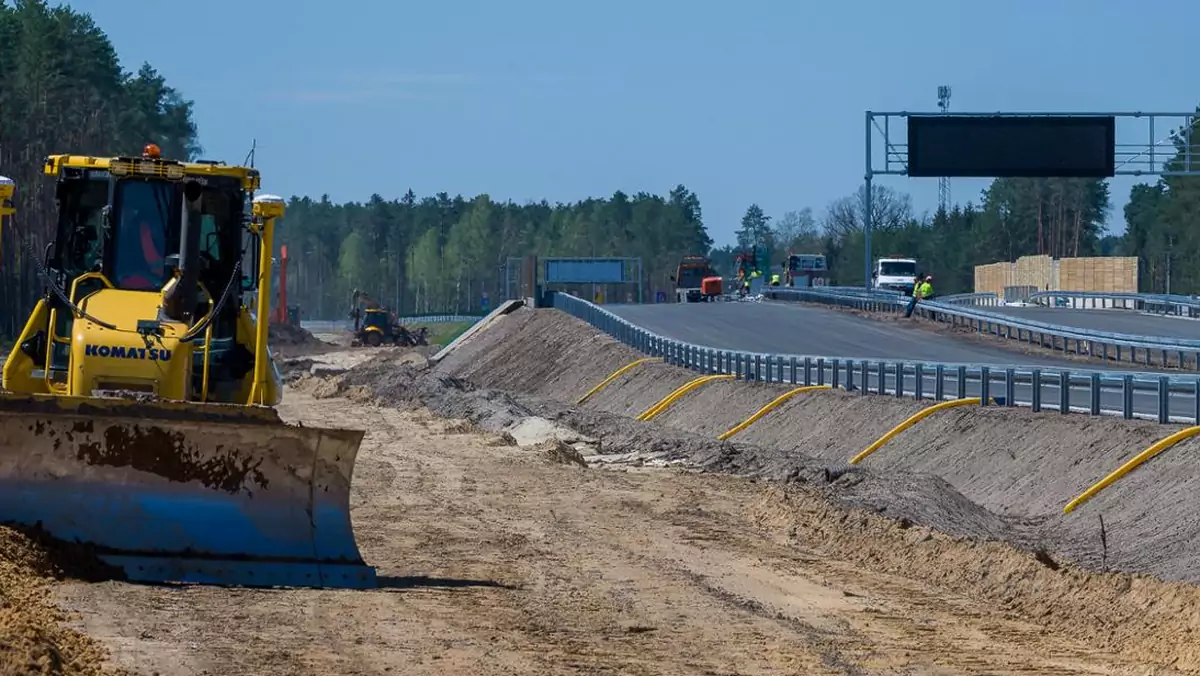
(65, 0, 1199, 245)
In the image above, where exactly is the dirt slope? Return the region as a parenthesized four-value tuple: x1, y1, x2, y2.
(439, 307, 1200, 586)
(0, 528, 119, 675)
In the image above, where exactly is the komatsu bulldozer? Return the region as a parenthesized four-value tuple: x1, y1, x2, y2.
(0, 146, 375, 589)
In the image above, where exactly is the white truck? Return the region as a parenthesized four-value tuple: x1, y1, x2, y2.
(871, 257, 919, 296)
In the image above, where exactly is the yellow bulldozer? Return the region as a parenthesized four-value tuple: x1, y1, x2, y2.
(0, 145, 374, 589)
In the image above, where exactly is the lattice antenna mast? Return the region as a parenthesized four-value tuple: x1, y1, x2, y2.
(936, 85, 951, 212)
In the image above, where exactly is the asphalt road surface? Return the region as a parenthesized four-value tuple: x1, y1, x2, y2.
(981, 306, 1200, 340)
(604, 301, 1190, 421)
(606, 301, 1115, 369)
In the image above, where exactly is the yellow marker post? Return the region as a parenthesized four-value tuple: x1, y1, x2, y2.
(849, 397, 983, 465)
(637, 374, 735, 422)
(718, 385, 831, 441)
(1064, 425, 1200, 514)
(576, 357, 663, 405)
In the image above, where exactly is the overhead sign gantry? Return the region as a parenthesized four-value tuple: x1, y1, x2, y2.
(862, 110, 1200, 290)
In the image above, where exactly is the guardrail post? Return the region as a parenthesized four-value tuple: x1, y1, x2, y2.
(1194, 379, 1200, 425)
(1003, 368, 1015, 407)
(894, 362, 904, 397)
(1031, 370, 1042, 412)
(1123, 375, 1133, 420)
(878, 361, 887, 395)
(1059, 371, 1070, 414)
(1159, 376, 1170, 424)
(804, 357, 813, 386)
(860, 360, 869, 394)
(1090, 373, 1101, 416)
(831, 359, 840, 389)
(845, 360, 855, 392)
(764, 355, 773, 383)
(979, 367, 990, 405)
(790, 356, 798, 385)
(816, 358, 825, 386)
(934, 364, 944, 401)
(734, 353, 743, 379)
(956, 366, 966, 399)
(914, 364, 924, 400)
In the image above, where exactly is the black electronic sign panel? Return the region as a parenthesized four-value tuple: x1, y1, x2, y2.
(906, 115, 1115, 178)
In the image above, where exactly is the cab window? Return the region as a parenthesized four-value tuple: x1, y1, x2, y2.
(113, 180, 174, 290)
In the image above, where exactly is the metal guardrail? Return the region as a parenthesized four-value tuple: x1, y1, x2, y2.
(928, 292, 1003, 307)
(767, 288, 1200, 370)
(1026, 291, 1200, 317)
(399, 314, 487, 324)
(550, 291, 1200, 425)
(300, 315, 483, 334)
(300, 320, 351, 333)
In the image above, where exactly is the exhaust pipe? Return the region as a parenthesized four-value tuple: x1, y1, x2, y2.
(164, 181, 204, 322)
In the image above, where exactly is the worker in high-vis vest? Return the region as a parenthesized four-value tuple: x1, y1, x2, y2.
(769, 271, 781, 287)
(904, 273, 927, 318)
(918, 275, 933, 300)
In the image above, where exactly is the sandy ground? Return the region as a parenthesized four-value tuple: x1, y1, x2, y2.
(0, 529, 118, 676)
(4, 310, 1200, 674)
(47, 385, 1195, 675)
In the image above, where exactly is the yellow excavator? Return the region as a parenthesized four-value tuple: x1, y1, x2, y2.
(349, 289, 428, 347)
(0, 146, 374, 589)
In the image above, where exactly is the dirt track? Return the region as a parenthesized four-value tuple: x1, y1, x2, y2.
(6, 310, 1200, 673)
(44, 385, 1191, 675)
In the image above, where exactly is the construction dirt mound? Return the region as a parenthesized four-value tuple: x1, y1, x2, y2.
(430, 305, 1200, 586)
(268, 322, 319, 346)
(0, 527, 119, 675)
(319, 306, 1200, 673)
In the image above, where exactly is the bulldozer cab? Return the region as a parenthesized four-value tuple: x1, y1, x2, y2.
(9, 151, 268, 403)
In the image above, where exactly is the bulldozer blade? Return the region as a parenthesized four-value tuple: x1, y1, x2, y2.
(0, 393, 376, 589)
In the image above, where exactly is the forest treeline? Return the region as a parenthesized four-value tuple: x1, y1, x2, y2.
(0, 0, 198, 336)
(1, 0, 1199, 334)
